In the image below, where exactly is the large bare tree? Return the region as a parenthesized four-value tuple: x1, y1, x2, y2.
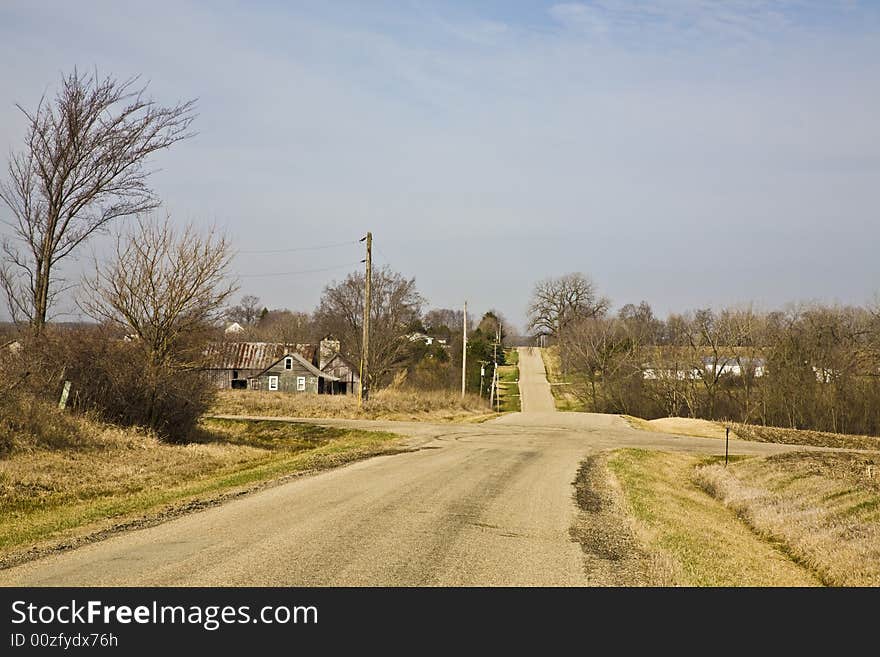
(527, 272, 610, 338)
(0, 70, 196, 330)
(314, 266, 423, 390)
(80, 216, 236, 368)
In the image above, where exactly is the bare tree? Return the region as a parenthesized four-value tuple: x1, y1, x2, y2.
(253, 309, 315, 344)
(80, 216, 236, 369)
(527, 273, 610, 338)
(561, 316, 641, 412)
(424, 308, 468, 333)
(0, 70, 196, 330)
(314, 266, 423, 389)
(226, 295, 262, 326)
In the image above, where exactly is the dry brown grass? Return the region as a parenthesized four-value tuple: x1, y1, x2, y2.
(571, 453, 680, 586)
(624, 414, 880, 451)
(732, 424, 880, 451)
(695, 451, 880, 586)
(539, 346, 583, 412)
(0, 414, 400, 563)
(624, 416, 740, 441)
(607, 449, 819, 586)
(208, 388, 494, 422)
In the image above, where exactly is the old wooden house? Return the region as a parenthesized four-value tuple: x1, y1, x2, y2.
(320, 352, 360, 395)
(249, 352, 339, 393)
(203, 339, 355, 394)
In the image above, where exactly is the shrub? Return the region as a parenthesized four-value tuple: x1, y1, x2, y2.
(1, 326, 215, 443)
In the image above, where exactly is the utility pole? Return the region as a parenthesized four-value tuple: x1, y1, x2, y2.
(461, 301, 467, 398)
(495, 320, 501, 410)
(359, 231, 372, 407)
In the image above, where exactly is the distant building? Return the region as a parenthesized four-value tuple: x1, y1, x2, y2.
(642, 365, 702, 381)
(203, 339, 356, 394)
(702, 356, 766, 378)
(224, 322, 246, 335)
(642, 356, 766, 380)
(408, 332, 448, 347)
(249, 352, 340, 394)
(320, 352, 361, 395)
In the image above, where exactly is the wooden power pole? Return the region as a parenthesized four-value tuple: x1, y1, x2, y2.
(359, 231, 372, 407)
(461, 300, 467, 398)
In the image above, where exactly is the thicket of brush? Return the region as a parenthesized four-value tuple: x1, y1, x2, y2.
(556, 303, 880, 436)
(1, 326, 214, 448)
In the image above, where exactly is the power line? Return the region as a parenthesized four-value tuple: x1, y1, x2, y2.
(237, 239, 359, 255)
(237, 262, 361, 279)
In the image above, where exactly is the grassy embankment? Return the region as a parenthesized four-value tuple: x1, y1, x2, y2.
(0, 407, 401, 565)
(606, 448, 880, 586)
(209, 388, 495, 423)
(539, 345, 583, 412)
(624, 415, 880, 451)
(495, 348, 521, 412)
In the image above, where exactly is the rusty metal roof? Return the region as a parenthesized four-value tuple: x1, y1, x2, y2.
(204, 342, 316, 370)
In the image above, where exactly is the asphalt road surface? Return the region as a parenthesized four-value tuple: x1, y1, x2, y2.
(0, 347, 803, 586)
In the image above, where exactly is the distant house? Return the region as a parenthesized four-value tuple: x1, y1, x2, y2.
(224, 322, 246, 335)
(203, 339, 354, 394)
(320, 352, 361, 395)
(642, 356, 767, 381)
(702, 356, 766, 378)
(203, 342, 296, 389)
(642, 365, 702, 381)
(408, 332, 448, 347)
(249, 352, 340, 394)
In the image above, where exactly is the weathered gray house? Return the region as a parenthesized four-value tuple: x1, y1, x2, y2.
(249, 352, 340, 393)
(203, 342, 303, 389)
(203, 339, 354, 394)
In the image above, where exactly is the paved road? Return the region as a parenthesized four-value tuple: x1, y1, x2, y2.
(517, 347, 557, 414)
(0, 348, 804, 586)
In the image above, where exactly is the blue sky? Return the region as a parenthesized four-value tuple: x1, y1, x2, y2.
(1, 1, 879, 330)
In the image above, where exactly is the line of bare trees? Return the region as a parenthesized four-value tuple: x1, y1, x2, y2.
(531, 274, 880, 437)
(0, 70, 235, 442)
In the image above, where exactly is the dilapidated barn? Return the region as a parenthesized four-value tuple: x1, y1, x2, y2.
(320, 352, 360, 395)
(203, 340, 354, 394)
(203, 342, 313, 389)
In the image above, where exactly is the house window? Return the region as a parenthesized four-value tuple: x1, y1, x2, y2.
(296, 376, 306, 392)
(268, 375, 279, 391)
(232, 370, 239, 379)
(285, 357, 293, 370)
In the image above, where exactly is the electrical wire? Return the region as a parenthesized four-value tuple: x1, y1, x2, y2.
(237, 239, 359, 255)
(237, 262, 363, 279)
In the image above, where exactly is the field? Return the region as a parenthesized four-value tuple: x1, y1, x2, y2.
(0, 413, 401, 566)
(695, 451, 880, 586)
(209, 388, 495, 423)
(624, 416, 739, 440)
(624, 414, 880, 450)
(539, 346, 583, 412)
(606, 447, 880, 585)
(607, 449, 819, 585)
(496, 350, 521, 412)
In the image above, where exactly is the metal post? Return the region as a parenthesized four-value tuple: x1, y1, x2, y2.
(725, 426, 730, 467)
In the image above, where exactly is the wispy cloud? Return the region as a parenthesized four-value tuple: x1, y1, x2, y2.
(0, 1, 878, 323)
(549, 1, 869, 45)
